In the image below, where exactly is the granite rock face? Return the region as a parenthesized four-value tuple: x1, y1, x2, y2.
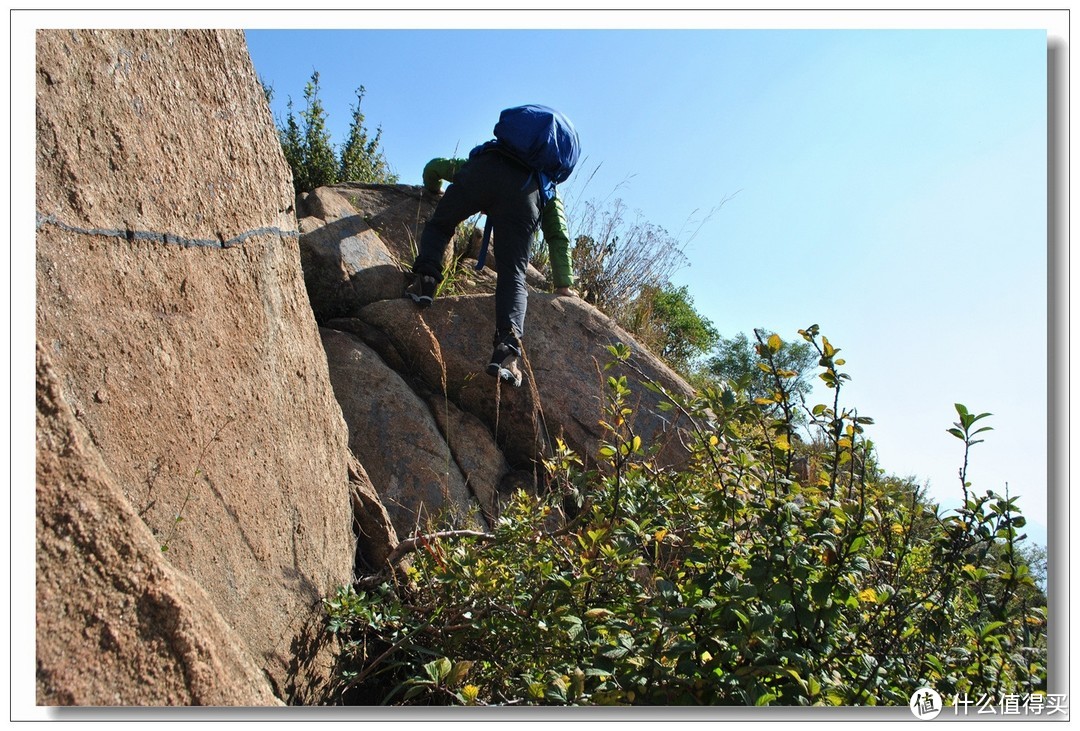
(354, 293, 695, 474)
(36, 345, 283, 706)
(296, 186, 410, 321)
(35, 29, 368, 705)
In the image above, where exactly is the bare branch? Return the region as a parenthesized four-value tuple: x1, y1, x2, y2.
(383, 529, 495, 567)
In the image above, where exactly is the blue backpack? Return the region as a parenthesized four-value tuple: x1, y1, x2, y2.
(493, 104, 580, 188)
(473, 105, 581, 269)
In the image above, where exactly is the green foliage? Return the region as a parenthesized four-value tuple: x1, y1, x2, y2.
(947, 402, 994, 507)
(325, 328, 1046, 707)
(338, 85, 398, 185)
(277, 96, 305, 192)
(622, 283, 719, 376)
(275, 71, 397, 194)
(703, 329, 817, 407)
(296, 71, 338, 192)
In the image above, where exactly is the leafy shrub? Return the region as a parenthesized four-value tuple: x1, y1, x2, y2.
(621, 283, 719, 377)
(325, 327, 1047, 706)
(338, 85, 396, 185)
(703, 328, 818, 407)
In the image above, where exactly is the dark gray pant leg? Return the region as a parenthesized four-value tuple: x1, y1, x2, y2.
(413, 151, 541, 340)
(489, 181, 542, 341)
(413, 178, 481, 280)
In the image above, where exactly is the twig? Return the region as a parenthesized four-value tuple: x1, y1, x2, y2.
(339, 614, 436, 696)
(383, 529, 495, 567)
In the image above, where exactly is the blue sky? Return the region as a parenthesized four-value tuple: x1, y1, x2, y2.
(245, 22, 1050, 546)
(5, 10, 1064, 719)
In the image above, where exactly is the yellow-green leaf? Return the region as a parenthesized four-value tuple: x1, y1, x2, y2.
(460, 684, 480, 705)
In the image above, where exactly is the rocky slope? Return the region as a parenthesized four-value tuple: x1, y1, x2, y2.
(34, 28, 695, 706)
(300, 184, 697, 537)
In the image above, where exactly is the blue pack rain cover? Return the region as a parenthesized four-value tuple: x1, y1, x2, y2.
(493, 104, 580, 184)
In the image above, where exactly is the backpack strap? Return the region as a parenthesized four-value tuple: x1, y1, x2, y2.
(536, 172, 555, 209)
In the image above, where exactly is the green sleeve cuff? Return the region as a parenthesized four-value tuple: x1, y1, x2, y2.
(422, 158, 466, 194)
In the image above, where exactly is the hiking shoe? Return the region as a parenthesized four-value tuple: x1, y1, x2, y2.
(406, 274, 437, 307)
(486, 341, 523, 388)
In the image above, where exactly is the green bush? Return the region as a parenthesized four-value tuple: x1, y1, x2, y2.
(338, 85, 396, 185)
(268, 71, 398, 194)
(702, 328, 818, 408)
(325, 327, 1047, 706)
(621, 283, 719, 378)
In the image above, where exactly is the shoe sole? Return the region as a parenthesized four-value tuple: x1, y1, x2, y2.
(405, 292, 433, 307)
(486, 362, 522, 387)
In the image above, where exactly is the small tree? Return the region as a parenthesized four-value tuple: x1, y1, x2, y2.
(297, 71, 338, 192)
(278, 96, 305, 189)
(338, 85, 398, 184)
(622, 283, 719, 376)
(706, 329, 817, 405)
(274, 71, 399, 194)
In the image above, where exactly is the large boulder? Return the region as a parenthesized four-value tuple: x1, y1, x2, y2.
(314, 182, 437, 265)
(346, 453, 401, 574)
(358, 294, 695, 472)
(424, 393, 511, 525)
(320, 328, 484, 534)
(323, 317, 513, 526)
(35, 29, 367, 703)
(297, 187, 405, 321)
(36, 346, 282, 706)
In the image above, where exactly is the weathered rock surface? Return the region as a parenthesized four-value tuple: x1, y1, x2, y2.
(35, 29, 372, 705)
(322, 314, 514, 527)
(36, 345, 283, 706)
(346, 453, 401, 574)
(320, 327, 482, 534)
(357, 294, 695, 473)
(297, 187, 405, 320)
(311, 183, 436, 265)
(424, 393, 511, 525)
(32, 27, 701, 709)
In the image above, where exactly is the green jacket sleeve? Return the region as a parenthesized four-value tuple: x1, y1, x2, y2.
(542, 193, 574, 289)
(422, 157, 467, 194)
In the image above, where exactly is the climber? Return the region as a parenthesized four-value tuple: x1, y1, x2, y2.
(407, 105, 580, 389)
